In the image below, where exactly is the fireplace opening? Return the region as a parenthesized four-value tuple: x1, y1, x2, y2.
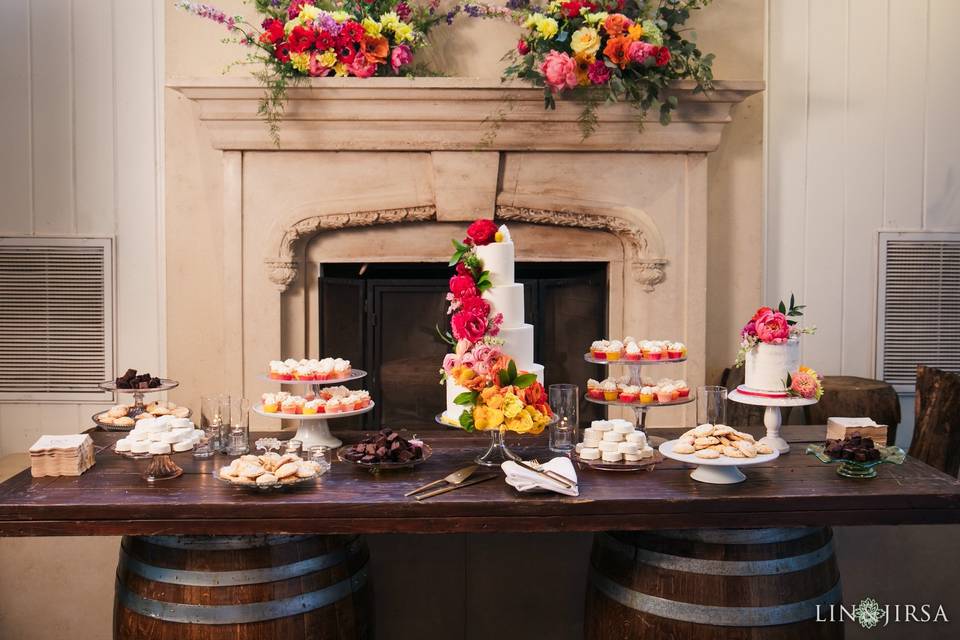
(319, 262, 608, 430)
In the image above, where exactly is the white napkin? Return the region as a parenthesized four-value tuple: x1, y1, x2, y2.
(502, 457, 579, 497)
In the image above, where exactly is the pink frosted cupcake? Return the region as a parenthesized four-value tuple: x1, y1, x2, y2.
(586, 379, 604, 400)
(333, 358, 351, 379)
(667, 342, 684, 359)
(655, 388, 673, 403)
(605, 340, 624, 361)
(281, 397, 301, 414)
(646, 344, 663, 360)
(591, 340, 609, 360)
(676, 380, 690, 398)
(619, 385, 640, 403)
(325, 398, 343, 414)
(624, 341, 642, 361)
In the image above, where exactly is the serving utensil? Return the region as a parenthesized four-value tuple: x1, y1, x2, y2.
(520, 459, 576, 488)
(414, 474, 498, 501)
(404, 464, 478, 497)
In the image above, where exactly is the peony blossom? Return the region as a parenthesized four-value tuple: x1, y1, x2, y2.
(346, 55, 377, 77)
(451, 309, 487, 342)
(754, 310, 791, 344)
(449, 274, 478, 299)
(539, 50, 578, 94)
(628, 40, 658, 64)
(465, 218, 498, 246)
(587, 60, 611, 84)
(390, 44, 412, 72)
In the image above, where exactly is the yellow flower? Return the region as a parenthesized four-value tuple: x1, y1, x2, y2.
(571, 27, 601, 56)
(362, 17, 382, 37)
(452, 366, 476, 386)
(330, 10, 350, 23)
(474, 405, 504, 430)
(574, 52, 594, 86)
(289, 52, 310, 73)
(502, 392, 524, 419)
(318, 49, 337, 68)
(393, 22, 414, 42)
(380, 11, 400, 31)
(504, 410, 534, 434)
(627, 23, 644, 41)
(333, 62, 348, 77)
(585, 12, 609, 25)
(536, 17, 559, 39)
(298, 5, 321, 21)
(485, 391, 505, 410)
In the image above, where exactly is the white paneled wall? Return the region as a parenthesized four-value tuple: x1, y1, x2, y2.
(766, 0, 960, 445)
(0, 0, 164, 455)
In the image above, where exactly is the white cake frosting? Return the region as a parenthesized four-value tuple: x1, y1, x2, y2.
(443, 224, 545, 422)
(744, 339, 800, 392)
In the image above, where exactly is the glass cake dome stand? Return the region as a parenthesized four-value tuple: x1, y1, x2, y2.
(582, 354, 694, 446)
(99, 378, 179, 417)
(257, 370, 371, 448)
(729, 386, 818, 454)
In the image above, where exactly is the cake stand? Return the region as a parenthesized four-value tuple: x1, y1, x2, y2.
(258, 369, 371, 448)
(253, 402, 374, 449)
(728, 386, 818, 454)
(583, 354, 694, 445)
(659, 439, 780, 484)
(99, 378, 179, 417)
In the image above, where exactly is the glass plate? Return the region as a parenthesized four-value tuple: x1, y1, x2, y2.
(337, 443, 433, 471)
(584, 394, 695, 409)
(573, 450, 662, 472)
(92, 407, 192, 431)
(212, 467, 320, 491)
(258, 369, 368, 385)
(583, 353, 687, 366)
(100, 378, 180, 394)
(806, 443, 906, 478)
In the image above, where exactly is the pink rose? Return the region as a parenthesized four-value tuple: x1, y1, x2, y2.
(754, 310, 790, 344)
(455, 338, 472, 357)
(442, 353, 459, 373)
(471, 343, 503, 376)
(790, 370, 819, 399)
(451, 310, 487, 342)
(539, 50, 577, 94)
(587, 60, 611, 85)
(449, 274, 478, 299)
(390, 44, 412, 73)
(628, 41, 658, 65)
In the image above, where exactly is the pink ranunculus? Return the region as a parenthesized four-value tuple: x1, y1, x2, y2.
(790, 370, 819, 399)
(390, 44, 412, 73)
(471, 343, 503, 376)
(459, 351, 477, 370)
(346, 56, 377, 78)
(455, 338, 473, 357)
(754, 310, 791, 344)
(587, 60, 611, 85)
(449, 274, 478, 299)
(628, 40, 658, 64)
(451, 309, 487, 342)
(539, 50, 578, 94)
(442, 353, 459, 373)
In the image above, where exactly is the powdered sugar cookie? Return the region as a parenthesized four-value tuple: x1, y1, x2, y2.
(722, 445, 745, 458)
(693, 424, 715, 437)
(694, 436, 720, 448)
(695, 448, 721, 459)
(673, 442, 696, 454)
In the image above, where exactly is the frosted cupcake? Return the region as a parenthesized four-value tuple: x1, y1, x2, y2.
(326, 397, 343, 413)
(280, 397, 301, 414)
(639, 386, 655, 404)
(317, 359, 334, 380)
(333, 358, 351, 379)
(619, 385, 640, 403)
(606, 340, 624, 361)
(601, 380, 618, 401)
(656, 387, 673, 403)
(624, 341, 642, 361)
(591, 340, 609, 360)
(586, 378, 604, 400)
(262, 393, 280, 413)
(302, 399, 321, 415)
(646, 344, 663, 360)
(676, 380, 690, 398)
(667, 342, 684, 359)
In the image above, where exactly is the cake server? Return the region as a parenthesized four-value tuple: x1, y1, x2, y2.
(404, 464, 479, 497)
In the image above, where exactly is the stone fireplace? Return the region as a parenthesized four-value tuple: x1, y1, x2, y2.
(171, 77, 761, 430)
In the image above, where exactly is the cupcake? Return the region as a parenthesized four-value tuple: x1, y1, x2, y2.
(618, 385, 640, 403)
(586, 378, 604, 400)
(326, 397, 343, 413)
(354, 391, 371, 409)
(667, 342, 684, 359)
(606, 340, 624, 361)
(280, 397, 300, 414)
(333, 358, 351, 379)
(601, 380, 618, 401)
(269, 361, 293, 380)
(656, 387, 673, 403)
(294, 363, 315, 381)
(646, 344, 663, 360)
(639, 386, 655, 404)
(262, 393, 279, 413)
(591, 340, 609, 360)
(624, 341, 642, 361)
(283, 358, 299, 369)
(676, 380, 690, 398)
(623, 336, 637, 346)
(302, 399, 321, 415)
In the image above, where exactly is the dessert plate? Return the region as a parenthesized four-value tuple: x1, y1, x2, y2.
(659, 439, 779, 484)
(213, 469, 319, 491)
(573, 449, 662, 472)
(258, 369, 367, 385)
(337, 443, 432, 472)
(252, 401, 374, 420)
(583, 353, 686, 366)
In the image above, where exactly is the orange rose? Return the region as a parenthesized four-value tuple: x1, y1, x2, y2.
(361, 34, 389, 64)
(602, 14, 633, 38)
(603, 36, 633, 69)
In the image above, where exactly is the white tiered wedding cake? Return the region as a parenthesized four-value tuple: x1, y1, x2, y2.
(443, 226, 544, 422)
(744, 339, 800, 393)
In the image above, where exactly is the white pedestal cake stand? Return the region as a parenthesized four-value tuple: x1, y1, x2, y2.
(583, 354, 694, 446)
(659, 439, 780, 484)
(256, 370, 370, 448)
(728, 387, 818, 454)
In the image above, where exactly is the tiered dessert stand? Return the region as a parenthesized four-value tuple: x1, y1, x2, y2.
(729, 386, 817, 454)
(583, 354, 694, 446)
(254, 371, 373, 449)
(99, 378, 179, 419)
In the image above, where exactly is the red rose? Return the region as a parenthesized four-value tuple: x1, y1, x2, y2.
(459, 295, 490, 318)
(465, 219, 498, 246)
(449, 275, 478, 299)
(259, 19, 284, 45)
(341, 21, 365, 43)
(560, 1, 583, 18)
(287, 25, 315, 53)
(451, 310, 487, 342)
(316, 30, 335, 51)
(656, 46, 671, 67)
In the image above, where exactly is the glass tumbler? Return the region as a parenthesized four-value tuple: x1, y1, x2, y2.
(196, 394, 230, 459)
(226, 397, 250, 456)
(548, 383, 579, 452)
(697, 386, 728, 425)
(309, 445, 332, 473)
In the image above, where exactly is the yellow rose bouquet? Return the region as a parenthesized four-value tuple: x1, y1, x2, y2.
(453, 359, 553, 435)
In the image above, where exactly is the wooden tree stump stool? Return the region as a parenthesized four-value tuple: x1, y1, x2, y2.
(910, 365, 960, 477)
(585, 528, 844, 639)
(114, 534, 373, 640)
(804, 376, 901, 444)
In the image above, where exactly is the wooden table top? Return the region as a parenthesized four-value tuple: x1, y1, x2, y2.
(1, 426, 958, 536)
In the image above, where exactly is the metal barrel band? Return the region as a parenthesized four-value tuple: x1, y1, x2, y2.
(140, 535, 317, 550)
(117, 564, 368, 625)
(118, 545, 351, 587)
(599, 533, 836, 576)
(589, 567, 842, 627)
(649, 528, 822, 545)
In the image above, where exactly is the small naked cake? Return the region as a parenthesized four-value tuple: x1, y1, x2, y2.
(735, 295, 823, 400)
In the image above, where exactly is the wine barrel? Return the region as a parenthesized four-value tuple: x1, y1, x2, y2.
(114, 534, 372, 640)
(585, 528, 843, 639)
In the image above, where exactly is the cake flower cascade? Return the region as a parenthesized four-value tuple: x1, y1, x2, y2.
(736, 294, 822, 399)
(440, 220, 552, 434)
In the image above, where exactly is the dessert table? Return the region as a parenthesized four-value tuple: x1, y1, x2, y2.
(0, 426, 957, 536)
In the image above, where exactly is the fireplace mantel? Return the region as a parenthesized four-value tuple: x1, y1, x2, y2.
(169, 77, 761, 152)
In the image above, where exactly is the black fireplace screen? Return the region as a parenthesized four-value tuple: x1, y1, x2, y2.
(319, 263, 607, 430)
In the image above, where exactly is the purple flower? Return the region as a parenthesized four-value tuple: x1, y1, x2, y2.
(396, 1, 412, 21)
(175, 1, 236, 30)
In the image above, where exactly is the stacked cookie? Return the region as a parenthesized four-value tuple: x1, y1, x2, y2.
(672, 424, 773, 459)
(218, 452, 321, 487)
(576, 419, 655, 463)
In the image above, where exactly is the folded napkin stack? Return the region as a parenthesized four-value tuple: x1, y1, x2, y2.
(29, 434, 96, 478)
(502, 457, 579, 497)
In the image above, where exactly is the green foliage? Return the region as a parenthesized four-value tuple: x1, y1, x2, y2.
(454, 391, 479, 405)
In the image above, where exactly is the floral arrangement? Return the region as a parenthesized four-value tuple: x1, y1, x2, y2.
(785, 366, 824, 400)
(735, 294, 816, 368)
(492, 0, 716, 136)
(440, 219, 553, 433)
(176, 0, 445, 140)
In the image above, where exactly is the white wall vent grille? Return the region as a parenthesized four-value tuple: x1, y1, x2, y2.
(0, 237, 114, 401)
(877, 232, 960, 393)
